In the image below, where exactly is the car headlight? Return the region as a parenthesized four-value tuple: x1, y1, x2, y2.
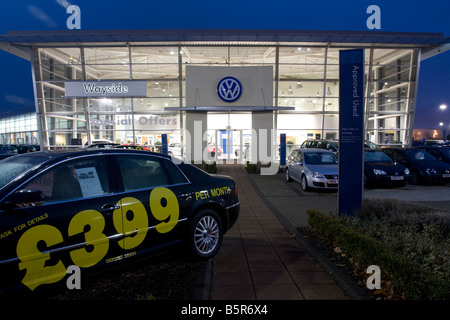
(404, 168, 410, 175)
(311, 171, 324, 178)
(373, 169, 386, 175)
(425, 168, 438, 175)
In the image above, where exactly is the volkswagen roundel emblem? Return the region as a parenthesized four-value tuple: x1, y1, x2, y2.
(217, 76, 242, 102)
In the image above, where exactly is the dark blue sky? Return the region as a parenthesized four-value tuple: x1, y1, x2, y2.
(0, 0, 449, 128)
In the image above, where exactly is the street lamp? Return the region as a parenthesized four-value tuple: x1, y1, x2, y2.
(440, 104, 447, 141)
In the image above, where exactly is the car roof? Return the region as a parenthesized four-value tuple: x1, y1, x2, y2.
(303, 139, 338, 143)
(14, 148, 172, 162)
(420, 145, 450, 149)
(296, 148, 334, 153)
(364, 148, 384, 151)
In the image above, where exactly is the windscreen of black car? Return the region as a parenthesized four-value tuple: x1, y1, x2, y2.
(405, 150, 437, 161)
(304, 152, 338, 165)
(0, 156, 45, 190)
(439, 148, 450, 158)
(19, 156, 110, 203)
(364, 151, 394, 162)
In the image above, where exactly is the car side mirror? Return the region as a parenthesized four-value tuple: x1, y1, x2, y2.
(2, 189, 44, 210)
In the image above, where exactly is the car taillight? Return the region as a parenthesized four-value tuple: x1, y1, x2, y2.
(235, 185, 238, 196)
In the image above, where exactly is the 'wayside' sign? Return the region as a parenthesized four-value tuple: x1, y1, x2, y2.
(65, 81, 147, 98)
(338, 49, 364, 216)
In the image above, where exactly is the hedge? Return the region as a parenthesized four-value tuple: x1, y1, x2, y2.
(308, 209, 450, 300)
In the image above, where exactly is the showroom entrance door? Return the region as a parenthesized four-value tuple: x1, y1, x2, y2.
(207, 112, 252, 163)
(216, 129, 242, 162)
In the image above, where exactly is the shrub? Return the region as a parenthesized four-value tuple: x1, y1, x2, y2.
(308, 200, 450, 300)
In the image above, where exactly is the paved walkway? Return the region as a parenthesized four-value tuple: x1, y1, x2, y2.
(208, 164, 351, 300)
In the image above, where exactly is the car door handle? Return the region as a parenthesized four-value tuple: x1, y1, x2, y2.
(99, 204, 121, 214)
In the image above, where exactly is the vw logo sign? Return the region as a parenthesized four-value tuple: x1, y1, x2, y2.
(217, 77, 242, 102)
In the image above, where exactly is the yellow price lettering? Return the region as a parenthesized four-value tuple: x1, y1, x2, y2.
(68, 210, 109, 267)
(15, 187, 180, 291)
(16, 224, 66, 291)
(113, 197, 149, 250)
(150, 187, 179, 234)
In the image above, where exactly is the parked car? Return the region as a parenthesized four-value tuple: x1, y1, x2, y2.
(114, 144, 151, 151)
(168, 142, 182, 157)
(417, 146, 450, 164)
(0, 149, 239, 294)
(364, 149, 410, 188)
(0, 145, 18, 160)
(206, 145, 223, 157)
(412, 140, 442, 147)
(86, 143, 119, 149)
(286, 148, 338, 191)
(16, 145, 37, 154)
(382, 147, 450, 185)
(300, 139, 339, 153)
(82, 139, 114, 147)
(300, 139, 379, 155)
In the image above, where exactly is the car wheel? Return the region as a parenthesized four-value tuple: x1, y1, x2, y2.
(189, 209, 223, 260)
(301, 175, 309, 191)
(409, 170, 420, 185)
(285, 168, 292, 182)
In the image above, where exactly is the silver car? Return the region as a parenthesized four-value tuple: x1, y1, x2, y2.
(285, 148, 339, 191)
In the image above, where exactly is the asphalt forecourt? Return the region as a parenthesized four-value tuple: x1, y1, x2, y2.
(362, 183, 450, 210)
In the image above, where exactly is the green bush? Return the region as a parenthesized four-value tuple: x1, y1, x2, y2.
(245, 162, 259, 174)
(308, 200, 450, 300)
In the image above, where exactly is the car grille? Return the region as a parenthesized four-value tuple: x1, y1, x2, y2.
(324, 174, 338, 179)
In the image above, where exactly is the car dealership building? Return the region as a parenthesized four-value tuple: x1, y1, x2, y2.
(0, 29, 449, 163)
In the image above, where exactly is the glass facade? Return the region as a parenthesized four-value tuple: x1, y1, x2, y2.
(0, 108, 38, 145)
(30, 44, 420, 157)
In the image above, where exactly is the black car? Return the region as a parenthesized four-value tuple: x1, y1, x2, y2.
(16, 145, 37, 154)
(0, 145, 18, 160)
(383, 147, 450, 185)
(417, 146, 450, 164)
(364, 149, 410, 188)
(0, 149, 239, 294)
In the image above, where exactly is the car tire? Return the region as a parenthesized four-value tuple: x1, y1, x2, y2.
(301, 174, 309, 191)
(188, 209, 223, 260)
(285, 168, 292, 182)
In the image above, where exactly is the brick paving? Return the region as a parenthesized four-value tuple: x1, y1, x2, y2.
(209, 164, 349, 300)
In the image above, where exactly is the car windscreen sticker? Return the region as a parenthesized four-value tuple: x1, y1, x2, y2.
(25, 171, 54, 197)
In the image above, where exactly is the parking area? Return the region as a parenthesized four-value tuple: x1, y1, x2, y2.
(250, 171, 450, 231)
